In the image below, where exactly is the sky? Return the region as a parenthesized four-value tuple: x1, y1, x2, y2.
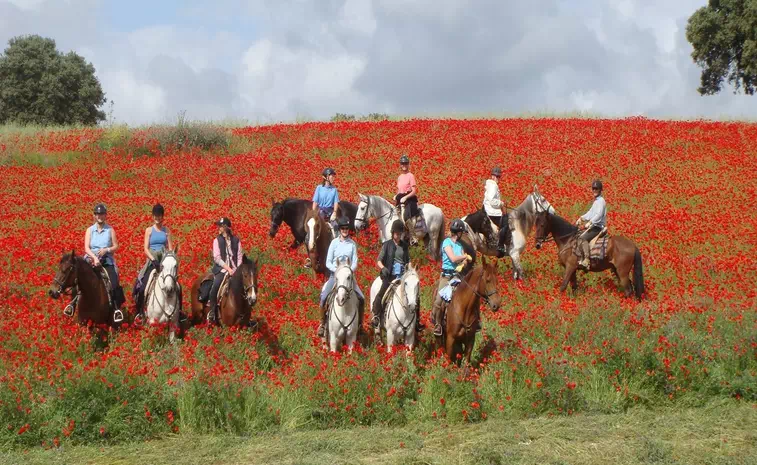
(1, 0, 754, 125)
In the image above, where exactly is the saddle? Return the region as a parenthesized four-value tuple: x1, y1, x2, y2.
(197, 273, 230, 304)
(574, 227, 610, 261)
(95, 265, 117, 312)
(381, 279, 402, 308)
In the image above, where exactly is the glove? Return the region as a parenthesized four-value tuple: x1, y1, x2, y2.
(464, 254, 473, 262)
(330, 211, 337, 221)
(381, 267, 392, 279)
(455, 262, 465, 272)
(152, 260, 160, 271)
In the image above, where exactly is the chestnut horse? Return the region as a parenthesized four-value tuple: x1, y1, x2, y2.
(436, 257, 501, 368)
(48, 251, 119, 330)
(189, 255, 259, 327)
(303, 208, 332, 277)
(534, 211, 645, 300)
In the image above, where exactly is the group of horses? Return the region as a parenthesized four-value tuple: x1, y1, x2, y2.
(48, 184, 644, 368)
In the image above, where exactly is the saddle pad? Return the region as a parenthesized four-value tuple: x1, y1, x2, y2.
(381, 280, 401, 307)
(590, 236, 610, 261)
(439, 277, 462, 302)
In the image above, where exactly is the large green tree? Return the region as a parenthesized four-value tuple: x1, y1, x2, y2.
(686, 0, 757, 95)
(0, 35, 106, 125)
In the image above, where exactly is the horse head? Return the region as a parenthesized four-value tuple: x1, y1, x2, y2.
(531, 187, 556, 215)
(49, 250, 78, 299)
(402, 263, 420, 310)
(354, 193, 370, 231)
(269, 199, 285, 238)
(334, 256, 354, 307)
(534, 210, 550, 249)
(158, 250, 179, 296)
(239, 254, 258, 306)
(480, 256, 501, 311)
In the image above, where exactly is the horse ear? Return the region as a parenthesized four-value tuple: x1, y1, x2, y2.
(172, 241, 179, 254)
(533, 184, 539, 193)
(70, 249, 76, 260)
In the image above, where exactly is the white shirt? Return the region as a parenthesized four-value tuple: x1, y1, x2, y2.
(580, 196, 607, 228)
(483, 179, 503, 216)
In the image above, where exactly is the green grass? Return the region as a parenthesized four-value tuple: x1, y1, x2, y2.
(2, 400, 755, 465)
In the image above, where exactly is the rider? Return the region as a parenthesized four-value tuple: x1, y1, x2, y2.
(575, 179, 607, 269)
(430, 219, 472, 336)
(317, 216, 366, 338)
(371, 219, 424, 333)
(395, 154, 419, 243)
(312, 167, 341, 237)
(483, 167, 510, 252)
(207, 217, 243, 323)
(80, 203, 125, 323)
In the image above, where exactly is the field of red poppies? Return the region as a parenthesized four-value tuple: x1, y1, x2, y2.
(0, 118, 755, 449)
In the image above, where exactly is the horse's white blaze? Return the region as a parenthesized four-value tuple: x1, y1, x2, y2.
(307, 217, 316, 250)
(328, 261, 358, 353)
(145, 254, 180, 343)
(247, 286, 257, 305)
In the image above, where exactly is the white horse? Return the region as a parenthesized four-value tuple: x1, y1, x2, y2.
(354, 193, 445, 260)
(325, 257, 360, 353)
(369, 264, 420, 354)
(144, 249, 181, 343)
(505, 185, 555, 280)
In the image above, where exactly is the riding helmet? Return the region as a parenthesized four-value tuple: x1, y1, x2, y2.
(215, 217, 232, 228)
(94, 203, 107, 215)
(322, 167, 336, 177)
(491, 167, 502, 177)
(390, 219, 405, 234)
(152, 203, 165, 216)
(591, 179, 603, 191)
(336, 216, 351, 228)
(399, 154, 410, 164)
(450, 219, 466, 234)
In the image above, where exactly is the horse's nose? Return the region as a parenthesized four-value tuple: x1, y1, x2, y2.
(535, 243, 542, 250)
(49, 289, 59, 299)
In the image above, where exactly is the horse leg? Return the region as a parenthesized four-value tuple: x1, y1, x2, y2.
(386, 327, 395, 354)
(446, 334, 462, 365)
(560, 262, 578, 293)
(570, 270, 578, 291)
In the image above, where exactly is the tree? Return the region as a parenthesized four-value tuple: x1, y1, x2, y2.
(0, 35, 106, 125)
(686, 0, 757, 95)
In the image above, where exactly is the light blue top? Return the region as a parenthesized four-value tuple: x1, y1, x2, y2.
(326, 237, 358, 273)
(441, 237, 463, 271)
(392, 262, 405, 277)
(580, 195, 607, 228)
(312, 184, 340, 209)
(89, 223, 114, 265)
(148, 226, 168, 251)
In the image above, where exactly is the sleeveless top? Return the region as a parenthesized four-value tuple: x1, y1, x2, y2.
(148, 226, 168, 251)
(89, 223, 114, 265)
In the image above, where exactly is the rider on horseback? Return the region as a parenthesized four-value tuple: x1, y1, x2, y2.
(575, 179, 607, 269)
(68, 203, 125, 322)
(317, 216, 366, 338)
(430, 219, 473, 336)
(483, 167, 510, 252)
(207, 217, 243, 323)
(371, 219, 425, 334)
(312, 167, 341, 237)
(395, 154, 420, 244)
(134, 203, 172, 323)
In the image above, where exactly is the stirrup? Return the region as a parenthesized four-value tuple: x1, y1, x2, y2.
(134, 312, 145, 326)
(433, 323, 442, 336)
(371, 314, 380, 328)
(304, 258, 312, 268)
(63, 303, 75, 317)
(113, 309, 124, 323)
(179, 312, 188, 323)
(317, 322, 326, 338)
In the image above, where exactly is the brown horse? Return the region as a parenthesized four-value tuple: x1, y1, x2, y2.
(303, 208, 332, 277)
(189, 255, 259, 327)
(436, 257, 501, 367)
(48, 251, 119, 329)
(534, 211, 645, 300)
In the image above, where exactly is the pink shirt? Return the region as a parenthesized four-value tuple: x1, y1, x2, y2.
(213, 236, 243, 272)
(397, 173, 417, 194)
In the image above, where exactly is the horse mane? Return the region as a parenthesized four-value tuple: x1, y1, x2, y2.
(512, 194, 531, 222)
(548, 212, 578, 239)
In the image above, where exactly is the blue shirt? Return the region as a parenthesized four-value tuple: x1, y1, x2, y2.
(441, 237, 463, 271)
(580, 196, 607, 228)
(312, 185, 340, 210)
(148, 226, 168, 251)
(326, 237, 358, 273)
(89, 224, 114, 265)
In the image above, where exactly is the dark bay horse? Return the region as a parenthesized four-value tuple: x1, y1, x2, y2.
(269, 198, 357, 248)
(534, 211, 645, 300)
(48, 251, 119, 329)
(189, 255, 259, 327)
(461, 207, 505, 258)
(436, 257, 501, 368)
(303, 208, 333, 277)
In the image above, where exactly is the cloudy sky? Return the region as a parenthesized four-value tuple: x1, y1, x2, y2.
(1, 0, 754, 125)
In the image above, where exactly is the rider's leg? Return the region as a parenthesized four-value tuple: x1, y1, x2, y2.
(579, 226, 600, 269)
(208, 272, 224, 323)
(104, 265, 124, 322)
(372, 276, 392, 330)
(318, 275, 335, 338)
(415, 293, 425, 332)
(431, 276, 450, 336)
(355, 284, 366, 335)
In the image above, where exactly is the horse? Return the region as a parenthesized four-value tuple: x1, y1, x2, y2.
(269, 198, 358, 248)
(502, 185, 556, 280)
(436, 257, 501, 369)
(189, 254, 259, 327)
(324, 257, 360, 353)
(304, 208, 333, 276)
(48, 251, 120, 331)
(368, 264, 421, 354)
(461, 206, 503, 258)
(354, 193, 445, 260)
(534, 211, 645, 300)
(143, 248, 182, 343)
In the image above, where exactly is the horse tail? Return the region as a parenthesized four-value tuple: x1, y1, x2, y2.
(436, 216, 446, 260)
(633, 247, 645, 301)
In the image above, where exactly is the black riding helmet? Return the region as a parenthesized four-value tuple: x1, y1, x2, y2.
(94, 203, 107, 215)
(399, 154, 410, 164)
(592, 179, 603, 191)
(390, 219, 405, 234)
(450, 219, 466, 234)
(336, 216, 351, 229)
(152, 203, 165, 216)
(491, 167, 502, 177)
(322, 167, 336, 177)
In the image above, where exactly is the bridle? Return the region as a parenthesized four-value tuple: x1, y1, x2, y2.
(53, 257, 78, 296)
(460, 266, 499, 309)
(355, 196, 394, 228)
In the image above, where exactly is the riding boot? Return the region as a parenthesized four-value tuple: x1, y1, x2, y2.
(371, 297, 383, 333)
(177, 285, 187, 323)
(415, 298, 425, 332)
(357, 297, 366, 336)
(406, 217, 418, 245)
(432, 301, 443, 336)
(207, 302, 218, 324)
(134, 290, 145, 325)
(317, 301, 327, 338)
(579, 240, 591, 269)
